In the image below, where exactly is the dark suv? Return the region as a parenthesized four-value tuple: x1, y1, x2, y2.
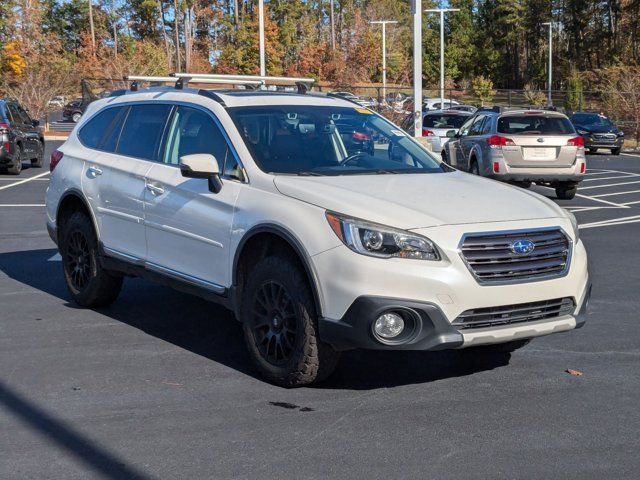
(570, 112, 624, 155)
(0, 100, 45, 175)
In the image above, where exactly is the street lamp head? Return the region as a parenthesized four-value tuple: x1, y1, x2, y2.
(424, 8, 461, 13)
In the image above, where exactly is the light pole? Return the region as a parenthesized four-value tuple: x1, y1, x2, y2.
(542, 22, 552, 106)
(258, 0, 266, 76)
(412, 0, 422, 137)
(370, 20, 398, 103)
(425, 8, 459, 110)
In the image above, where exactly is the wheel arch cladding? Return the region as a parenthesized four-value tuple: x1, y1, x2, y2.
(232, 225, 323, 318)
(56, 190, 99, 242)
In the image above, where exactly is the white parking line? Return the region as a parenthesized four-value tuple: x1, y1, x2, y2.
(585, 170, 618, 175)
(592, 189, 640, 198)
(579, 180, 640, 190)
(48, 253, 61, 262)
(0, 204, 45, 207)
(0, 178, 49, 182)
(583, 174, 638, 182)
(0, 171, 50, 191)
(620, 152, 640, 159)
(579, 214, 640, 229)
(621, 200, 640, 206)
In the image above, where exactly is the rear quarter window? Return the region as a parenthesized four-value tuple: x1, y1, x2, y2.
(78, 106, 125, 150)
(116, 104, 172, 161)
(498, 115, 575, 135)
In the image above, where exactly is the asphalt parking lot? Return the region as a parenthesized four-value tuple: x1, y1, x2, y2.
(1, 141, 639, 479)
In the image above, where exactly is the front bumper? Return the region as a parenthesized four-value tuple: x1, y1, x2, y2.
(582, 135, 623, 149)
(319, 279, 591, 351)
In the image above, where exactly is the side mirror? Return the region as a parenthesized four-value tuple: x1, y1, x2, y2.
(32, 120, 40, 127)
(179, 153, 223, 193)
(446, 129, 457, 138)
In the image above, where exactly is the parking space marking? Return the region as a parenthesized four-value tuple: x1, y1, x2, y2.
(592, 189, 640, 198)
(579, 214, 640, 229)
(0, 204, 46, 207)
(48, 253, 61, 262)
(620, 152, 640, 159)
(0, 171, 50, 191)
(583, 174, 639, 182)
(621, 200, 640, 206)
(0, 178, 49, 182)
(585, 169, 619, 175)
(579, 180, 640, 190)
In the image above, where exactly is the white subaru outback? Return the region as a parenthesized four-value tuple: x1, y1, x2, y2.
(45, 79, 591, 387)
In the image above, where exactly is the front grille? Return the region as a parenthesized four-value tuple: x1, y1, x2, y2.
(459, 228, 571, 284)
(593, 133, 616, 142)
(453, 297, 575, 330)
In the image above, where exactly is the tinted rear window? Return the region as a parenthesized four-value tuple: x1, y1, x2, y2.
(78, 107, 124, 150)
(423, 114, 468, 129)
(497, 116, 575, 135)
(117, 104, 172, 161)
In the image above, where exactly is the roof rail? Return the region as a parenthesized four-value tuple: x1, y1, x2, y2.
(123, 75, 263, 91)
(171, 73, 315, 93)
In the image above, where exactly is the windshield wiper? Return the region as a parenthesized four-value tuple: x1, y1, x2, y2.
(296, 171, 324, 176)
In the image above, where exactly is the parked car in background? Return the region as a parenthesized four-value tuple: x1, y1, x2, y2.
(63, 97, 88, 123)
(0, 99, 45, 175)
(420, 110, 473, 153)
(424, 98, 460, 111)
(443, 108, 586, 199)
(445, 104, 477, 113)
(570, 112, 624, 155)
(48, 96, 67, 108)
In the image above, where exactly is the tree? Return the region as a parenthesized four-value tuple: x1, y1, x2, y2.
(523, 83, 547, 105)
(471, 75, 495, 106)
(565, 69, 585, 111)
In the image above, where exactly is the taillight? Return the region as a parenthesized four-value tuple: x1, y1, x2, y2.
(2, 142, 9, 151)
(493, 162, 500, 173)
(50, 150, 64, 172)
(352, 131, 371, 141)
(487, 135, 515, 148)
(568, 136, 584, 147)
(422, 128, 435, 136)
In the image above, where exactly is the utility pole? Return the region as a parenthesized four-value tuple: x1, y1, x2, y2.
(88, 0, 96, 53)
(173, 0, 180, 71)
(542, 22, 553, 106)
(112, 0, 118, 59)
(259, 0, 266, 76)
(330, 0, 336, 50)
(424, 8, 459, 110)
(412, 0, 422, 137)
(370, 20, 398, 102)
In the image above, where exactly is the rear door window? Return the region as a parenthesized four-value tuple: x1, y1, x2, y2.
(78, 106, 126, 151)
(423, 114, 469, 129)
(498, 116, 575, 135)
(117, 104, 172, 161)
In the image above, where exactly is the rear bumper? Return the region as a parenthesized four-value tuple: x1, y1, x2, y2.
(319, 278, 592, 351)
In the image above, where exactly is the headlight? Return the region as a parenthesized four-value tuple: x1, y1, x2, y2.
(617, 131, 625, 137)
(567, 211, 580, 242)
(577, 129, 589, 135)
(326, 212, 441, 260)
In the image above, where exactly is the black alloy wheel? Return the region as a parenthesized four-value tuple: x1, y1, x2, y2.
(251, 280, 299, 365)
(64, 230, 92, 291)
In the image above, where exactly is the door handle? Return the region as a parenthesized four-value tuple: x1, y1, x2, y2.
(146, 183, 165, 196)
(87, 166, 103, 177)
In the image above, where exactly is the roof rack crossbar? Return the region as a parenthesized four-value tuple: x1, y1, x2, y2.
(171, 73, 315, 86)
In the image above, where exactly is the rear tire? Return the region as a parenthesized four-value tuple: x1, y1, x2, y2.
(60, 211, 123, 307)
(31, 141, 44, 168)
(241, 255, 340, 387)
(611, 147, 621, 155)
(6, 147, 22, 175)
(441, 150, 449, 165)
(556, 184, 577, 200)
(469, 159, 479, 175)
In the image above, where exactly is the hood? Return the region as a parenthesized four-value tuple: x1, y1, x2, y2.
(274, 171, 567, 230)
(576, 123, 619, 134)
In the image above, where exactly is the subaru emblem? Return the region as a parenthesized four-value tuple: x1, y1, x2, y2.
(510, 239, 535, 255)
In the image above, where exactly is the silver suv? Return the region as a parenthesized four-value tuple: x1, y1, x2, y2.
(442, 108, 586, 199)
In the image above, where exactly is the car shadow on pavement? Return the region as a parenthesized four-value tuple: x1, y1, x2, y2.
(0, 248, 511, 391)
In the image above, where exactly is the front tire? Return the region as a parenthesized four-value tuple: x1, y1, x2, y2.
(72, 112, 82, 123)
(588, 148, 598, 154)
(611, 147, 621, 155)
(60, 212, 123, 307)
(241, 255, 340, 387)
(470, 159, 479, 175)
(31, 141, 44, 168)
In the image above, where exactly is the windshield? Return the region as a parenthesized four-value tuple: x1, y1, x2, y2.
(423, 114, 469, 129)
(571, 113, 612, 127)
(228, 105, 447, 175)
(497, 115, 575, 135)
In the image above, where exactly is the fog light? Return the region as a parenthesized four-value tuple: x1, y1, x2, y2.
(374, 312, 405, 339)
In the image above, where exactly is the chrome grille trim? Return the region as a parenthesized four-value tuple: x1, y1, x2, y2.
(453, 297, 575, 330)
(458, 227, 572, 285)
